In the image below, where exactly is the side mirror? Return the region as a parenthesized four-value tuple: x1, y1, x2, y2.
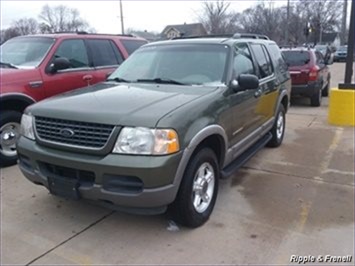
(49, 57, 71, 73)
(230, 74, 259, 92)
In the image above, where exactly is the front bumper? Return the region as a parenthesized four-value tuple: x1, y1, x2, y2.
(291, 81, 320, 97)
(17, 137, 183, 210)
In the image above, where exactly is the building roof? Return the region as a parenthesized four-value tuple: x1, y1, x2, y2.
(161, 23, 207, 37)
(129, 30, 159, 41)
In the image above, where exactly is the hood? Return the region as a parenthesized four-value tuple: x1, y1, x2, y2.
(0, 68, 42, 86)
(29, 82, 217, 127)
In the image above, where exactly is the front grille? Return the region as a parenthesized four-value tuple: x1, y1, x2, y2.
(35, 116, 114, 148)
(40, 162, 95, 187)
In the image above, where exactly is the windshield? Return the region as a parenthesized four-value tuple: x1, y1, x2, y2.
(282, 51, 310, 66)
(0, 37, 55, 68)
(109, 43, 229, 85)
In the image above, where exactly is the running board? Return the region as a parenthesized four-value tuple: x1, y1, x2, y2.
(220, 132, 272, 179)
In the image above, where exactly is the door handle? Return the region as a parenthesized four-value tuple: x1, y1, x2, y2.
(254, 89, 262, 98)
(83, 75, 93, 86)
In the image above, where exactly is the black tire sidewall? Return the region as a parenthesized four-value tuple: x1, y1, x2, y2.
(0, 110, 22, 167)
(311, 88, 322, 107)
(173, 148, 219, 228)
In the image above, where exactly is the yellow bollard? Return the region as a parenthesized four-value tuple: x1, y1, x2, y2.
(328, 88, 355, 126)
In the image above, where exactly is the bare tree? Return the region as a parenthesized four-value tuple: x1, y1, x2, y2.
(39, 4, 90, 33)
(12, 18, 39, 35)
(1, 27, 21, 43)
(298, 0, 342, 44)
(238, 3, 284, 43)
(198, 0, 241, 34)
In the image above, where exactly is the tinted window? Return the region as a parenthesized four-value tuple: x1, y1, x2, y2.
(251, 44, 273, 78)
(88, 39, 122, 67)
(121, 39, 148, 55)
(282, 50, 310, 66)
(233, 42, 255, 77)
(55, 39, 89, 68)
(268, 44, 288, 73)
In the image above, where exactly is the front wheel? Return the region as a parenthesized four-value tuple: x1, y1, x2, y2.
(267, 105, 286, 148)
(170, 148, 219, 228)
(0, 111, 22, 167)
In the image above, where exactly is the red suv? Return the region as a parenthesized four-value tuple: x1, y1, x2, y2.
(0, 33, 147, 166)
(282, 47, 331, 107)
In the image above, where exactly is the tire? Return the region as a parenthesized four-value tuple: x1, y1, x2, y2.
(0, 111, 22, 167)
(322, 79, 330, 97)
(267, 104, 286, 148)
(310, 87, 322, 107)
(170, 148, 219, 228)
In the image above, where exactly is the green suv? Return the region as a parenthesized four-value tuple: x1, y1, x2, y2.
(17, 34, 291, 227)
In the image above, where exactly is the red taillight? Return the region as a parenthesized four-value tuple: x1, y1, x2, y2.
(308, 66, 319, 81)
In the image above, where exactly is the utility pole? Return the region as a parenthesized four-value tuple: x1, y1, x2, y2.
(285, 0, 290, 45)
(119, 0, 125, 34)
(343, 0, 354, 86)
(341, 0, 348, 45)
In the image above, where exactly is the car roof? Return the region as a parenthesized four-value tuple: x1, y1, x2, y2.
(13, 33, 146, 41)
(281, 47, 315, 53)
(144, 36, 276, 48)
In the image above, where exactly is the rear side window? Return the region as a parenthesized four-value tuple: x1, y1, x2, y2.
(121, 39, 148, 55)
(88, 39, 123, 67)
(282, 51, 310, 67)
(251, 44, 273, 78)
(268, 44, 288, 73)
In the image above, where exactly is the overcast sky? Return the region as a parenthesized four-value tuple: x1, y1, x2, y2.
(0, 0, 288, 34)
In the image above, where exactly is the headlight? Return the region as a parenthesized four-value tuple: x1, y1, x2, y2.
(20, 114, 35, 140)
(113, 127, 179, 155)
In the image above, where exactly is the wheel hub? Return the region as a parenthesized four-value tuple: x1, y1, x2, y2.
(192, 162, 215, 213)
(276, 113, 284, 140)
(0, 122, 20, 157)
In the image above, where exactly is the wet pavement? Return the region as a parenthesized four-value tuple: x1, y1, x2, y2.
(1, 63, 354, 265)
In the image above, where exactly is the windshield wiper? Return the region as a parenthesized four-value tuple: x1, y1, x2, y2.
(0, 61, 18, 69)
(106, 77, 131, 83)
(136, 78, 186, 85)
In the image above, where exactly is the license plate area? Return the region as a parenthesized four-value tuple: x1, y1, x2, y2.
(48, 175, 81, 200)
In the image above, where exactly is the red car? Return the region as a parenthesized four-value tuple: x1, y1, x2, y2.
(0, 32, 147, 166)
(282, 47, 331, 107)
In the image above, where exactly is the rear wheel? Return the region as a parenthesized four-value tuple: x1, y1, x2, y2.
(170, 148, 219, 228)
(0, 111, 22, 167)
(267, 105, 285, 148)
(310, 87, 322, 107)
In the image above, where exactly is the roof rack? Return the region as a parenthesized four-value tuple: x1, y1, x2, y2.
(172, 34, 233, 40)
(171, 33, 270, 41)
(232, 33, 269, 40)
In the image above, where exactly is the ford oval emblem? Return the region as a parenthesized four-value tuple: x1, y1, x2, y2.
(59, 128, 75, 138)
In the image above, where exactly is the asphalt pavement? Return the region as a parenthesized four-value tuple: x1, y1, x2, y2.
(1, 62, 354, 265)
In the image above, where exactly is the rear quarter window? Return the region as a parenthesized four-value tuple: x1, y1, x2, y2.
(268, 44, 288, 73)
(282, 50, 310, 67)
(120, 39, 148, 55)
